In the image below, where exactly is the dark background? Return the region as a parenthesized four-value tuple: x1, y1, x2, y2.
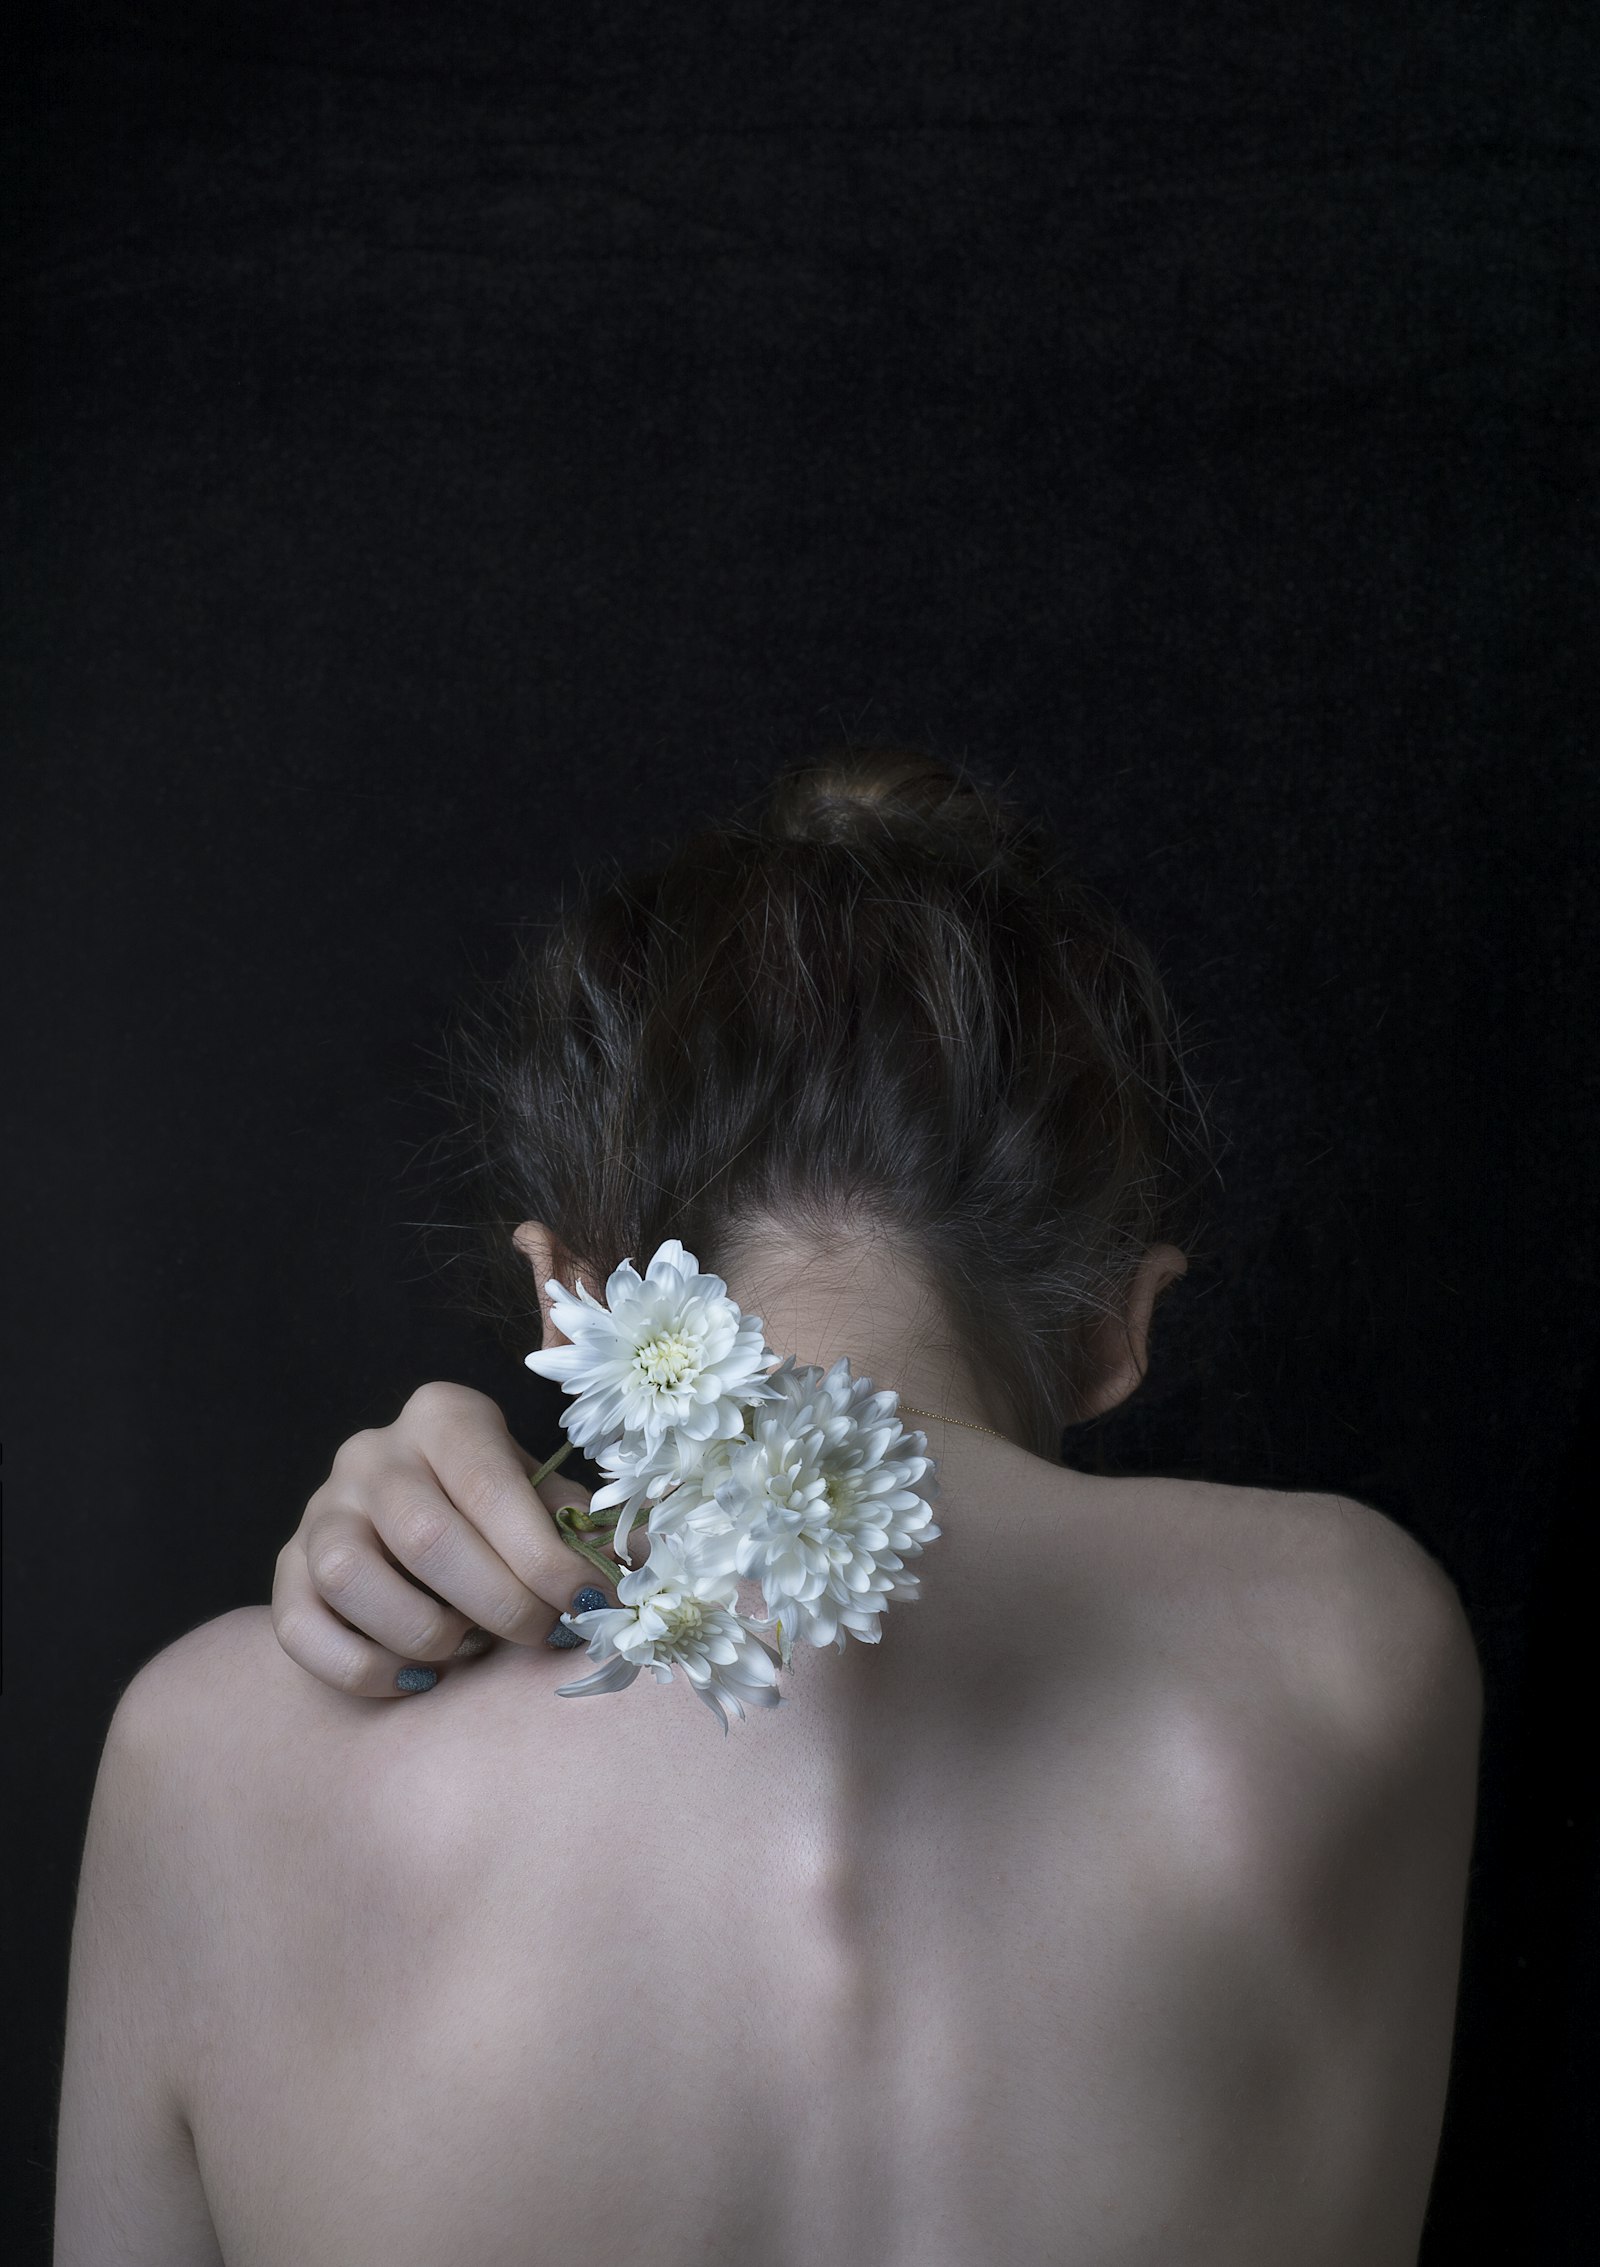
(7, 2, 1596, 2257)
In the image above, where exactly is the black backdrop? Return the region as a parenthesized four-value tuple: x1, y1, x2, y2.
(8, 4, 1596, 2258)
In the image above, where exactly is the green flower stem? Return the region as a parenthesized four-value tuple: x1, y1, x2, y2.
(542, 1478, 785, 1663)
(529, 1440, 576, 1489)
(528, 1441, 627, 1595)
(550, 1497, 640, 1597)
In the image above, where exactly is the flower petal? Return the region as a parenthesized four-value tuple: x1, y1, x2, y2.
(553, 1656, 641, 1701)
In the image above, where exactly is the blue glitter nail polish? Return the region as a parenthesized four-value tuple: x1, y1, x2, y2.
(395, 1665, 438, 1693)
(571, 1585, 611, 1614)
(545, 1619, 585, 1649)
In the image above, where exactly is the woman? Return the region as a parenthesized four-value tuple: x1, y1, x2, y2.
(54, 748, 1483, 2265)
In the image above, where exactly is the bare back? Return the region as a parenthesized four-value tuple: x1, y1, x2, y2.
(174, 1451, 1479, 2267)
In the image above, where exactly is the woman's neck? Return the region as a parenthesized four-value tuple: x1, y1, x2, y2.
(715, 1227, 1015, 1444)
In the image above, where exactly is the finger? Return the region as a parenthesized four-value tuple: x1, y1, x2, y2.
(504, 1436, 646, 1563)
(302, 1505, 481, 1663)
(393, 1386, 619, 1603)
(499, 1424, 593, 1503)
(272, 1535, 474, 1701)
(375, 1446, 614, 1648)
(510, 1433, 655, 1571)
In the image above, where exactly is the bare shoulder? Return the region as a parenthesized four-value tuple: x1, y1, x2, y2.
(1259, 1484, 1482, 1756)
(1071, 1470, 1486, 1958)
(1086, 1476, 1484, 2262)
(1124, 1472, 1483, 1752)
(112, 1603, 483, 2009)
(117, 1601, 575, 1851)
(83, 1614, 299, 2088)
(112, 1604, 376, 1881)
(120, 1602, 584, 1922)
(117, 1603, 330, 1749)
(1235, 1488, 1483, 2259)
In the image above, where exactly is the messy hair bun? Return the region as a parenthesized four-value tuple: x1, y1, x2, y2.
(760, 745, 1045, 872)
(433, 741, 1215, 1458)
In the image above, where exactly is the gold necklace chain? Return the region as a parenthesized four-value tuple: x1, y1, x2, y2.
(897, 1401, 1010, 1442)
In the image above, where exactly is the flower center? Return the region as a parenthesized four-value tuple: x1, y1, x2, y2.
(633, 1326, 701, 1392)
(812, 1472, 850, 1529)
(658, 1594, 708, 1647)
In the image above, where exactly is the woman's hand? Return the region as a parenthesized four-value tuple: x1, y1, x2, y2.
(271, 1381, 618, 1697)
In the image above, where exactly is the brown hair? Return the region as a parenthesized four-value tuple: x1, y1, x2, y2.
(424, 744, 1217, 1459)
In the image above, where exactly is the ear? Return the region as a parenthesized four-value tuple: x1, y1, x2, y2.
(512, 1221, 595, 1351)
(1075, 1244, 1189, 1422)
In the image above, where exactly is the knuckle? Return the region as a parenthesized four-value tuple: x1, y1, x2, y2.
(481, 1586, 545, 1639)
(272, 1605, 315, 1659)
(309, 1541, 364, 1596)
(327, 1428, 381, 1474)
(453, 1454, 514, 1524)
(275, 1609, 365, 1693)
(405, 1607, 450, 1657)
(392, 1498, 452, 1561)
(404, 1380, 483, 1426)
(326, 1646, 376, 1696)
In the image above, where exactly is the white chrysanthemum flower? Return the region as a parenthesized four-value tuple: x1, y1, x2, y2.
(551, 1531, 784, 1734)
(714, 1354, 943, 1667)
(586, 1417, 748, 1568)
(641, 1462, 747, 1578)
(521, 1233, 949, 1728)
(524, 1238, 782, 1462)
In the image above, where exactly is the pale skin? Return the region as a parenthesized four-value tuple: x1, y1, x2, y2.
(54, 1224, 1483, 2267)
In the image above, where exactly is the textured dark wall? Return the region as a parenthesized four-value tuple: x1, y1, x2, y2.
(8, 3, 1596, 2257)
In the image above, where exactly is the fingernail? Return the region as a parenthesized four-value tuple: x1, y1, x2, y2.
(545, 1583, 612, 1650)
(452, 1627, 494, 1660)
(395, 1665, 438, 1693)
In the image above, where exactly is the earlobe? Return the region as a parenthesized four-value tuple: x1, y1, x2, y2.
(1077, 1343, 1144, 1422)
(1076, 1246, 1187, 1421)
